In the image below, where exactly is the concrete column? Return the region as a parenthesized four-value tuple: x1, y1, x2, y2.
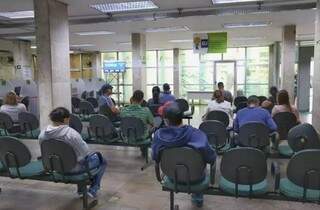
(34, 0, 71, 128)
(91, 52, 102, 78)
(280, 25, 296, 103)
(297, 46, 313, 112)
(313, 0, 320, 131)
(132, 33, 147, 94)
(173, 48, 180, 97)
(12, 40, 33, 80)
(269, 42, 281, 89)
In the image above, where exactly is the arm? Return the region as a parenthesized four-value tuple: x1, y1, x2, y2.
(146, 109, 154, 127)
(266, 113, 278, 132)
(233, 115, 240, 133)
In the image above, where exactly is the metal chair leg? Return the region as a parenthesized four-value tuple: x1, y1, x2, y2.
(170, 191, 174, 210)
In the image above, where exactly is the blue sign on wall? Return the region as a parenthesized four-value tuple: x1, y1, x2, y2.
(103, 61, 127, 73)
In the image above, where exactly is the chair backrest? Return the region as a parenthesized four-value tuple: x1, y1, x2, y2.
(199, 120, 228, 149)
(160, 147, 206, 183)
(234, 96, 248, 107)
(0, 136, 31, 168)
(87, 97, 99, 108)
(81, 91, 87, 99)
(273, 112, 297, 140)
(288, 123, 320, 152)
(205, 110, 229, 127)
(221, 147, 267, 185)
(69, 114, 83, 134)
(120, 117, 146, 141)
(175, 99, 189, 112)
(88, 114, 115, 139)
(238, 122, 270, 148)
(18, 112, 39, 132)
(41, 139, 77, 173)
(0, 112, 14, 130)
(287, 149, 320, 190)
(79, 101, 95, 115)
(99, 104, 118, 122)
(71, 97, 81, 109)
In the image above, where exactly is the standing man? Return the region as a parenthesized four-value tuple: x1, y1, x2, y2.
(160, 83, 176, 104)
(218, 82, 233, 103)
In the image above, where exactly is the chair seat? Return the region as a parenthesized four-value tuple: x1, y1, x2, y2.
(126, 138, 151, 146)
(162, 175, 210, 193)
(22, 129, 41, 139)
(214, 143, 231, 153)
(0, 162, 4, 172)
(219, 176, 268, 196)
(278, 144, 294, 157)
(47, 167, 101, 183)
(280, 178, 320, 201)
(9, 160, 45, 178)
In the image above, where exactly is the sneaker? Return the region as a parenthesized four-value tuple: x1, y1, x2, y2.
(191, 194, 203, 208)
(87, 188, 98, 198)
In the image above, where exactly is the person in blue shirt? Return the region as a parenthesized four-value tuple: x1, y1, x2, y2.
(152, 102, 216, 207)
(159, 83, 176, 104)
(234, 95, 277, 133)
(98, 84, 120, 114)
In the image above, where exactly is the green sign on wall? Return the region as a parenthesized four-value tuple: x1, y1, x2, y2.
(208, 32, 228, 53)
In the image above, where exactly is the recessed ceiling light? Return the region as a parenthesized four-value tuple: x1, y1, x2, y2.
(168, 39, 193, 43)
(231, 37, 265, 41)
(223, 21, 271, 28)
(75, 31, 115, 36)
(30, 46, 37, 49)
(212, 0, 261, 4)
(90, 1, 158, 13)
(70, 44, 95, 47)
(146, 26, 190, 33)
(118, 42, 132, 45)
(0, 10, 34, 19)
(16, 36, 36, 40)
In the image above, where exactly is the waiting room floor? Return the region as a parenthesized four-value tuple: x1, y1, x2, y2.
(0, 106, 316, 210)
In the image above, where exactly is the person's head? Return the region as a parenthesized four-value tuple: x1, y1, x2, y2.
(49, 107, 70, 126)
(217, 82, 224, 90)
(278, 90, 291, 109)
(163, 83, 171, 93)
(131, 90, 144, 104)
(152, 86, 161, 103)
(4, 91, 18, 106)
(100, 84, 113, 96)
(213, 90, 224, 103)
(247, 95, 260, 107)
(269, 86, 278, 96)
(163, 102, 183, 127)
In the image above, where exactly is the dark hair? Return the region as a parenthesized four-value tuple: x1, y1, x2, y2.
(152, 86, 160, 104)
(132, 90, 144, 103)
(163, 83, 170, 92)
(99, 84, 113, 95)
(278, 90, 292, 112)
(164, 102, 183, 126)
(213, 90, 224, 103)
(269, 86, 278, 95)
(49, 107, 70, 123)
(247, 95, 259, 105)
(218, 82, 224, 88)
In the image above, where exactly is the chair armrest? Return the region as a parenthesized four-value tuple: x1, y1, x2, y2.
(155, 162, 162, 182)
(271, 161, 281, 191)
(209, 162, 216, 185)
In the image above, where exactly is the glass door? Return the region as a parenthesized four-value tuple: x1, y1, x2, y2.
(214, 61, 237, 96)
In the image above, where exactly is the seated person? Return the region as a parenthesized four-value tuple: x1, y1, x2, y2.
(39, 107, 107, 198)
(120, 90, 154, 139)
(148, 86, 161, 105)
(152, 102, 216, 207)
(203, 90, 233, 124)
(269, 86, 278, 106)
(98, 84, 120, 121)
(234, 95, 277, 134)
(272, 89, 300, 122)
(0, 91, 27, 122)
(160, 83, 176, 104)
(218, 82, 233, 103)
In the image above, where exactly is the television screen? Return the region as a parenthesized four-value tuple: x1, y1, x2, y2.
(103, 61, 127, 73)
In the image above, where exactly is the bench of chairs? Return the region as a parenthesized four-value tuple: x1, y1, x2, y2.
(155, 146, 320, 210)
(0, 136, 103, 210)
(175, 99, 194, 125)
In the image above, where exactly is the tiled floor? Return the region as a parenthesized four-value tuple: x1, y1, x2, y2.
(0, 106, 317, 210)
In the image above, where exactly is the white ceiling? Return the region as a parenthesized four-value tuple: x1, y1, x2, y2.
(0, 0, 317, 51)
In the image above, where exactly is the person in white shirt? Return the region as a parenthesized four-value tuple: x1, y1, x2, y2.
(203, 90, 233, 125)
(0, 91, 27, 122)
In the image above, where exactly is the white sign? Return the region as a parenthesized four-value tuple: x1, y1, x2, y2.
(193, 33, 209, 54)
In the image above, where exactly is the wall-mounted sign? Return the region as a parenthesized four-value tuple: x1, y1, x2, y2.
(193, 32, 228, 54)
(103, 61, 127, 73)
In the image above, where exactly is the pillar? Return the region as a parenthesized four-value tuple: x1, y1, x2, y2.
(297, 46, 313, 112)
(132, 33, 147, 94)
(313, 0, 320, 131)
(12, 40, 33, 80)
(34, 0, 71, 128)
(280, 25, 296, 104)
(173, 48, 180, 97)
(269, 42, 281, 89)
(91, 52, 102, 78)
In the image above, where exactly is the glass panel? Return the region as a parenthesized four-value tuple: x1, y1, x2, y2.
(237, 65, 245, 84)
(180, 50, 199, 66)
(245, 84, 269, 97)
(123, 68, 133, 84)
(158, 50, 173, 67)
(146, 67, 157, 84)
(118, 52, 132, 67)
(102, 52, 117, 61)
(158, 67, 173, 84)
(200, 53, 222, 62)
(223, 48, 245, 60)
(215, 62, 235, 94)
(146, 51, 157, 67)
(181, 67, 199, 84)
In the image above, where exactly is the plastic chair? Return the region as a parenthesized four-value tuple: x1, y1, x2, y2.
(0, 112, 20, 136)
(87, 97, 99, 110)
(71, 97, 81, 114)
(69, 114, 83, 134)
(87, 114, 118, 143)
(79, 101, 96, 121)
(99, 104, 120, 124)
(175, 99, 194, 125)
(18, 112, 40, 139)
(237, 122, 270, 150)
(273, 112, 298, 141)
(205, 110, 229, 128)
(234, 96, 247, 108)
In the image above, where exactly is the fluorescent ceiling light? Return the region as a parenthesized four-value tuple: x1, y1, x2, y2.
(212, 0, 261, 4)
(16, 36, 36, 40)
(169, 39, 193, 43)
(297, 34, 314, 40)
(300, 40, 314, 46)
(118, 42, 132, 45)
(231, 37, 265, 41)
(75, 31, 115, 36)
(30, 46, 37, 49)
(70, 44, 95, 47)
(223, 21, 271, 28)
(0, 10, 34, 19)
(90, 1, 158, 13)
(146, 26, 190, 33)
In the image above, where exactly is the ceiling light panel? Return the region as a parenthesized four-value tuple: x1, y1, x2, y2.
(70, 44, 95, 47)
(169, 39, 193, 43)
(90, 1, 158, 13)
(212, 0, 261, 4)
(146, 26, 190, 33)
(0, 10, 34, 19)
(223, 21, 271, 28)
(75, 31, 114, 36)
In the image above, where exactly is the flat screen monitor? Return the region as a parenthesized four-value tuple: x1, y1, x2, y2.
(103, 61, 127, 73)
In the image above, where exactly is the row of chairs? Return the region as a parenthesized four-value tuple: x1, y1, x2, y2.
(156, 147, 320, 210)
(0, 136, 101, 210)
